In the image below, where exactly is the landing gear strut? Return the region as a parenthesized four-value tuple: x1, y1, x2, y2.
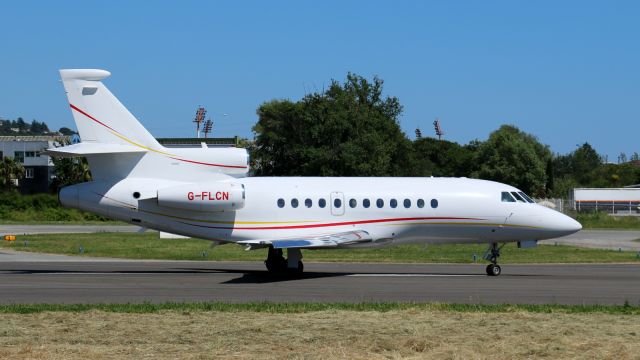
(265, 247, 303, 275)
(484, 242, 503, 276)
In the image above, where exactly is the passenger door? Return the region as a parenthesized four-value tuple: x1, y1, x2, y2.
(330, 191, 345, 216)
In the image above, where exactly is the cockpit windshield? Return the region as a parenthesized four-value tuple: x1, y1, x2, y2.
(518, 191, 535, 203)
(501, 192, 516, 202)
(511, 192, 526, 203)
(501, 191, 535, 204)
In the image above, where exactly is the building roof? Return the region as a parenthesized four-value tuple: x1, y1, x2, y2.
(0, 135, 70, 142)
(157, 137, 239, 147)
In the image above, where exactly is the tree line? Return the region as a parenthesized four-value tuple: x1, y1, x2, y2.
(1, 73, 638, 198)
(0, 117, 75, 136)
(250, 73, 640, 198)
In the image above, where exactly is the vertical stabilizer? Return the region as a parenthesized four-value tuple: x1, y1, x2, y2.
(56, 69, 249, 182)
(59, 69, 161, 149)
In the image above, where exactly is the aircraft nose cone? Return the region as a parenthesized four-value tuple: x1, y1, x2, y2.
(533, 206, 582, 239)
(551, 213, 582, 236)
(562, 216, 582, 233)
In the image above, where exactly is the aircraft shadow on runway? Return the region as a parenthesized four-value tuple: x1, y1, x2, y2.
(0, 267, 543, 283)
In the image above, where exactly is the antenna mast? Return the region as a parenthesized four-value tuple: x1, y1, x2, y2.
(203, 118, 213, 138)
(433, 118, 444, 140)
(193, 106, 207, 138)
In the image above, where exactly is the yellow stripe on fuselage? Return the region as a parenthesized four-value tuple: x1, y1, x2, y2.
(385, 222, 542, 229)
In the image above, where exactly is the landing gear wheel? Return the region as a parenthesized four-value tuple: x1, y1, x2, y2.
(486, 264, 501, 276)
(484, 242, 504, 276)
(265, 247, 287, 274)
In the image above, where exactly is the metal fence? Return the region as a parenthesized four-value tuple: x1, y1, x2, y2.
(573, 200, 640, 215)
(534, 198, 567, 213)
(533, 198, 640, 216)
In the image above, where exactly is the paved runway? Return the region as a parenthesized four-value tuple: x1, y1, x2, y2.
(2, 225, 639, 250)
(0, 254, 638, 305)
(0, 224, 143, 236)
(540, 229, 640, 251)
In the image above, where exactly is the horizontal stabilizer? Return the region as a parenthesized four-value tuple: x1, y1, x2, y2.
(238, 230, 372, 250)
(44, 142, 147, 158)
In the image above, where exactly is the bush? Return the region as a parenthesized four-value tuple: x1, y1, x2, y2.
(0, 192, 111, 223)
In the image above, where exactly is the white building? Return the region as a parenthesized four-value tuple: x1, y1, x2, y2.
(571, 188, 640, 215)
(0, 136, 68, 193)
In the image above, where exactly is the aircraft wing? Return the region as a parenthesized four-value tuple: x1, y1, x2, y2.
(237, 230, 372, 250)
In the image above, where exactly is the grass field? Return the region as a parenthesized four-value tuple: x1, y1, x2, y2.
(576, 211, 640, 229)
(1, 232, 639, 263)
(0, 303, 638, 359)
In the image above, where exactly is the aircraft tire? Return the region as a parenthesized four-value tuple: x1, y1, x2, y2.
(486, 264, 501, 276)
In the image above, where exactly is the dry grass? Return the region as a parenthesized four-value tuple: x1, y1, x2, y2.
(0, 309, 638, 359)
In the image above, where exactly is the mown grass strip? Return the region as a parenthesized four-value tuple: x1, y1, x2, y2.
(0, 302, 638, 315)
(2, 232, 640, 263)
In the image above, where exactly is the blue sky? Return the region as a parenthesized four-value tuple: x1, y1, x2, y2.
(1, 1, 638, 160)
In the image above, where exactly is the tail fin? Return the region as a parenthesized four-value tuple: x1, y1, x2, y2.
(56, 69, 249, 182)
(59, 69, 161, 149)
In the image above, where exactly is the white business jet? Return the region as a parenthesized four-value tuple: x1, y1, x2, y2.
(49, 69, 581, 276)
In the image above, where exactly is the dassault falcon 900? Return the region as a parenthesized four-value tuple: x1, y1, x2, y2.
(49, 69, 582, 276)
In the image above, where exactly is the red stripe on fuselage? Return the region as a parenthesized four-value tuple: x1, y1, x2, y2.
(178, 216, 485, 230)
(168, 156, 247, 169)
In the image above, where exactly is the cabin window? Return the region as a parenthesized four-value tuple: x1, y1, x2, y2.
(376, 199, 384, 208)
(277, 198, 285, 208)
(305, 198, 313, 208)
(511, 192, 526, 203)
(417, 199, 425, 208)
(403, 199, 411, 208)
(363, 199, 370, 208)
(318, 198, 327, 208)
(349, 199, 357, 208)
(431, 199, 438, 208)
(501, 192, 516, 202)
(334, 198, 342, 208)
(390, 199, 398, 208)
(291, 198, 299, 208)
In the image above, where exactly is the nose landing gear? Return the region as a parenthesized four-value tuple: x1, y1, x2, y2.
(484, 242, 504, 276)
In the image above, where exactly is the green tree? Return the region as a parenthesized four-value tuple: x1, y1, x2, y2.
(49, 140, 91, 191)
(0, 157, 24, 191)
(58, 127, 76, 136)
(50, 157, 91, 192)
(411, 137, 475, 177)
(472, 125, 551, 196)
(252, 73, 410, 176)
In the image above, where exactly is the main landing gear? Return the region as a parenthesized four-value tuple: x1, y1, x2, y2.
(484, 242, 504, 276)
(265, 247, 304, 275)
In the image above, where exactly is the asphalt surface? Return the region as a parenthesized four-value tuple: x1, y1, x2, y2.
(0, 224, 143, 236)
(0, 251, 638, 305)
(540, 229, 640, 251)
(2, 225, 639, 250)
